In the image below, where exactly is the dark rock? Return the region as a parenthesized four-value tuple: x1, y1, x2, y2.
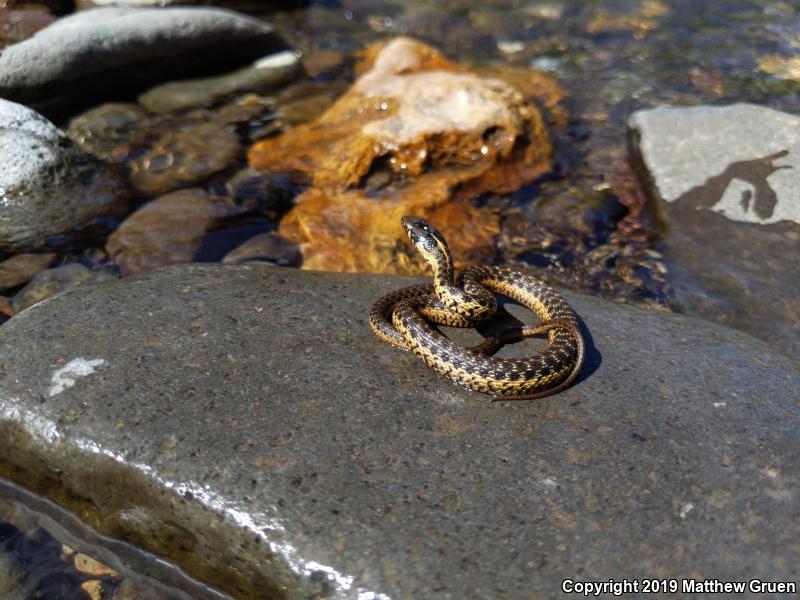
(0, 265, 796, 599)
(12, 263, 117, 311)
(0, 3, 54, 47)
(0, 99, 129, 252)
(138, 49, 301, 114)
(0, 252, 58, 292)
(0, 6, 290, 112)
(628, 103, 800, 356)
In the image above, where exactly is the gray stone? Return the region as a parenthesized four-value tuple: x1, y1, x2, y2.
(0, 7, 289, 109)
(628, 103, 799, 224)
(628, 103, 800, 357)
(12, 263, 117, 312)
(0, 99, 129, 252)
(0, 265, 797, 599)
(138, 50, 302, 114)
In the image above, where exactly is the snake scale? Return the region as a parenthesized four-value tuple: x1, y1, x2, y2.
(369, 216, 585, 400)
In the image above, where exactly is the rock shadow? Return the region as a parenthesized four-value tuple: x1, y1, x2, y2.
(673, 149, 791, 220)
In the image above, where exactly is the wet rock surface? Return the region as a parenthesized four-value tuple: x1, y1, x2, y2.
(0, 6, 289, 111)
(0, 99, 129, 252)
(629, 103, 800, 356)
(249, 36, 557, 274)
(0, 265, 797, 599)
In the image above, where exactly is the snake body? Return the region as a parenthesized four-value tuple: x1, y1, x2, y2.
(369, 216, 585, 400)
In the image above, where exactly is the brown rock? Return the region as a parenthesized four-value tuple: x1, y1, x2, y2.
(248, 37, 553, 274)
(0, 252, 57, 291)
(0, 4, 54, 47)
(12, 263, 116, 311)
(106, 189, 239, 276)
(129, 119, 241, 195)
(0, 295, 14, 318)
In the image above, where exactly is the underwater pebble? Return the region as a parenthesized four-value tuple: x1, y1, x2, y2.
(12, 263, 117, 312)
(0, 252, 58, 292)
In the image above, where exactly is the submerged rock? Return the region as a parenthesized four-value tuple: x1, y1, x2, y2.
(0, 3, 54, 48)
(106, 188, 243, 276)
(249, 36, 555, 274)
(0, 6, 289, 111)
(12, 263, 116, 312)
(0, 253, 58, 292)
(138, 49, 301, 114)
(628, 103, 800, 356)
(0, 99, 129, 252)
(222, 231, 300, 266)
(0, 265, 797, 598)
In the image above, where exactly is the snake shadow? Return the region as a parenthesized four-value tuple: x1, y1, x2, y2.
(475, 295, 601, 386)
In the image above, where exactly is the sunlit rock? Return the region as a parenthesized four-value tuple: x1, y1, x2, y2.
(0, 99, 129, 252)
(248, 37, 555, 274)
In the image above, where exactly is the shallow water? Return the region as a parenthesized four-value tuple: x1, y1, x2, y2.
(0, 0, 798, 596)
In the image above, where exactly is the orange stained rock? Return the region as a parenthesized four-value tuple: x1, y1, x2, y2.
(248, 37, 555, 274)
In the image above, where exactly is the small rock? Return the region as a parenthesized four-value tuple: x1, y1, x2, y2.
(12, 263, 117, 311)
(0, 3, 54, 47)
(0, 252, 58, 291)
(0, 99, 129, 252)
(106, 188, 241, 276)
(80, 580, 104, 600)
(67, 103, 147, 162)
(0, 7, 290, 111)
(74, 553, 119, 578)
(0, 296, 14, 319)
(222, 232, 301, 266)
(138, 49, 301, 114)
(302, 48, 345, 78)
(757, 54, 800, 82)
(129, 118, 241, 195)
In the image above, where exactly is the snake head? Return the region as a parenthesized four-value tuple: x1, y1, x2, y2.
(401, 216, 448, 256)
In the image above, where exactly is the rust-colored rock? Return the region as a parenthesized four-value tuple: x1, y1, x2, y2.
(248, 37, 554, 274)
(106, 188, 239, 276)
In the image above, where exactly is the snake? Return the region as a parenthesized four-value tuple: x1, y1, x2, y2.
(369, 216, 585, 400)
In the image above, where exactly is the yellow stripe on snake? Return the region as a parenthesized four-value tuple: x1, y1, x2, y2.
(369, 216, 585, 400)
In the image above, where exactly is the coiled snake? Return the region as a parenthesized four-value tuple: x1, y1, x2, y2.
(369, 216, 585, 400)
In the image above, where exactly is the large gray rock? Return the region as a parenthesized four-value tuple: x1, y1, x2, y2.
(0, 99, 129, 252)
(0, 7, 289, 110)
(0, 265, 797, 599)
(628, 103, 800, 357)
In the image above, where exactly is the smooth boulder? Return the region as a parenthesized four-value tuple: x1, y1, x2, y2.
(0, 265, 796, 599)
(0, 7, 289, 110)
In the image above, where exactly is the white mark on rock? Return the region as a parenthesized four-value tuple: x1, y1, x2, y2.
(49, 358, 106, 397)
(254, 50, 298, 70)
(540, 477, 559, 489)
(679, 502, 695, 519)
(713, 402, 727, 408)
